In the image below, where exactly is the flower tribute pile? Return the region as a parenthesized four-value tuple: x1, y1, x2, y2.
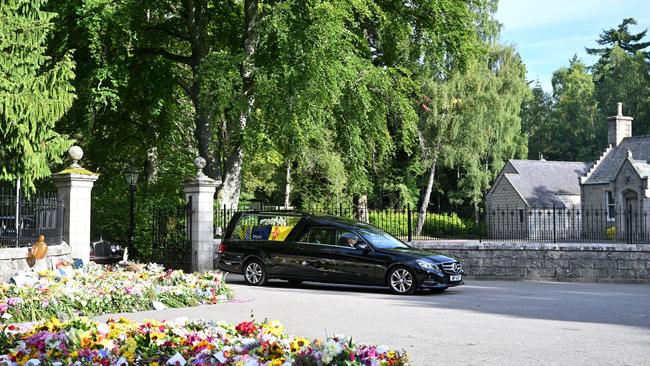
(0, 317, 409, 365)
(0, 263, 232, 323)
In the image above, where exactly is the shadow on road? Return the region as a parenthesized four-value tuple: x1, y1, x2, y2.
(226, 274, 394, 295)
(226, 274, 650, 328)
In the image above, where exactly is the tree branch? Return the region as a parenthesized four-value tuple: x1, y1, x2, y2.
(140, 25, 190, 42)
(176, 77, 192, 97)
(134, 47, 194, 66)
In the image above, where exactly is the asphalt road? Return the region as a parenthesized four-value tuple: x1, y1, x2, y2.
(97, 277, 650, 365)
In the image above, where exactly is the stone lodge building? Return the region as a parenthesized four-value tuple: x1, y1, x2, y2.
(487, 103, 650, 242)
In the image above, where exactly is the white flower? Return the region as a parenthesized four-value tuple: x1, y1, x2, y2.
(321, 340, 343, 364)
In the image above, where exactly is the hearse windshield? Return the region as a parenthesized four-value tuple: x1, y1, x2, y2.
(359, 229, 409, 249)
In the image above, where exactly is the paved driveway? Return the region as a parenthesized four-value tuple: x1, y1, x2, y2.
(97, 277, 650, 365)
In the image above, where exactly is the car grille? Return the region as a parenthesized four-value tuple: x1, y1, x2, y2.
(441, 262, 462, 274)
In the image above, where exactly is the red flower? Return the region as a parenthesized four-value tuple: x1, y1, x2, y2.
(235, 321, 258, 336)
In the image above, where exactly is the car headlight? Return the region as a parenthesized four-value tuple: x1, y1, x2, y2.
(416, 260, 440, 271)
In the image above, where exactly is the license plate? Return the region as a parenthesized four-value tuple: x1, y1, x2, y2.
(450, 275, 462, 282)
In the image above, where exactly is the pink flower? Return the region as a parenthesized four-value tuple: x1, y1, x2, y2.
(0, 303, 7, 313)
(7, 297, 22, 306)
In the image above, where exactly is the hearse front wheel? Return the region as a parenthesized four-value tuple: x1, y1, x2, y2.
(388, 266, 417, 295)
(243, 259, 268, 286)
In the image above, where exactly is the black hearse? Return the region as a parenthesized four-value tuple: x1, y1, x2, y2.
(216, 211, 464, 295)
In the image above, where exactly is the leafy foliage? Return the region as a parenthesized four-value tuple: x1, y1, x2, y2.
(17, 3, 650, 245)
(0, 0, 76, 193)
(521, 18, 650, 162)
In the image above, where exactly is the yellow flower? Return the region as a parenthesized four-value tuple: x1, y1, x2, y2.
(263, 320, 284, 337)
(290, 337, 311, 352)
(37, 270, 55, 278)
(40, 317, 61, 332)
(122, 337, 137, 361)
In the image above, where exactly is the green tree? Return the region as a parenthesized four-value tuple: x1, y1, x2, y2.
(455, 45, 529, 206)
(594, 44, 650, 135)
(521, 81, 554, 160)
(551, 56, 601, 161)
(586, 18, 650, 64)
(0, 0, 76, 193)
(587, 18, 650, 136)
(415, 44, 528, 235)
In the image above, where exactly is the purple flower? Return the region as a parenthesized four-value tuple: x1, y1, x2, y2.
(7, 297, 23, 306)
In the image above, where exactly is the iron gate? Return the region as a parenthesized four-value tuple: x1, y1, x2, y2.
(0, 191, 64, 247)
(149, 199, 192, 271)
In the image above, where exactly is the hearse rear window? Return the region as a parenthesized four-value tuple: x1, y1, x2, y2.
(230, 214, 300, 241)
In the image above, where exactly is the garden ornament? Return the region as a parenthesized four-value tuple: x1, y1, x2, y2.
(31, 235, 48, 260)
(26, 235, 48, 267)
(194, 156, 206, 177)
(68, 146, 84, 168)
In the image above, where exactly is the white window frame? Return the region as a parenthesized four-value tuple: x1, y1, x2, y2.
(605, 191, 616, 222)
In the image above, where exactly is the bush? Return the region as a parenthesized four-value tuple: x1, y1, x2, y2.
(367, 210, 480, 238)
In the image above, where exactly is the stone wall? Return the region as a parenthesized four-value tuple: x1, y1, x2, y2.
(581, 182, 608, 210)
(412, 240, 650, 283)
(0, 243, 72, 282)
(485, 174, 526, 208)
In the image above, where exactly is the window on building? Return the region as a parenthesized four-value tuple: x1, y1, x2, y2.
(605, 191, 616, 221)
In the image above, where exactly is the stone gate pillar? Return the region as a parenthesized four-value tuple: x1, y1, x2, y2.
(183, 157, 220, 272)
(54, 146, 99, 265)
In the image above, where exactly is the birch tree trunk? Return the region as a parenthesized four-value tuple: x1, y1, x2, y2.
(355, 194, 369, 223)
(415, 158, 437, 236)
(219, 0, 258, 209)
(145, 147, 158, 184)
(284, 162, 291, 208)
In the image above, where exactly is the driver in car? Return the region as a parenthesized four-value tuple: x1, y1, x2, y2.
(340, 233, 358, 247)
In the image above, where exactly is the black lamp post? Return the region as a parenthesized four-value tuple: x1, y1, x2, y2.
(123, 166, 140, 248)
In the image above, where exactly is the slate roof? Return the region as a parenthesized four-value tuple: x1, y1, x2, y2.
(631, 159, 650, 178)
(502, 160, 592, 207)
(584, 136, 650, 184)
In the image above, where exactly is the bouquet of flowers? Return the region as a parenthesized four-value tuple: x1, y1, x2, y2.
(0, 317, 409, 365)
(0, 263, 232, 323)
(259, 217, 287, 226)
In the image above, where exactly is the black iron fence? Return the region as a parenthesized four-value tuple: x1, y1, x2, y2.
(486, 205, 650, 244)
(0, 190, 64, 247)
(214, 203, 483, 242)
(214, 203, 650, 244)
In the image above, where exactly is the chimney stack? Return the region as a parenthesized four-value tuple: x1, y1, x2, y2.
(607, 102, 633, 146)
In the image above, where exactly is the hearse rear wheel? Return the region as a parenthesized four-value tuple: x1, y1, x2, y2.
(243, 259, 268, 286)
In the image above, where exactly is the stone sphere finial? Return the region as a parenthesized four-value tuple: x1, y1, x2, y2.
(68, 146, 83, 168)
(194, 156, 206, 177)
